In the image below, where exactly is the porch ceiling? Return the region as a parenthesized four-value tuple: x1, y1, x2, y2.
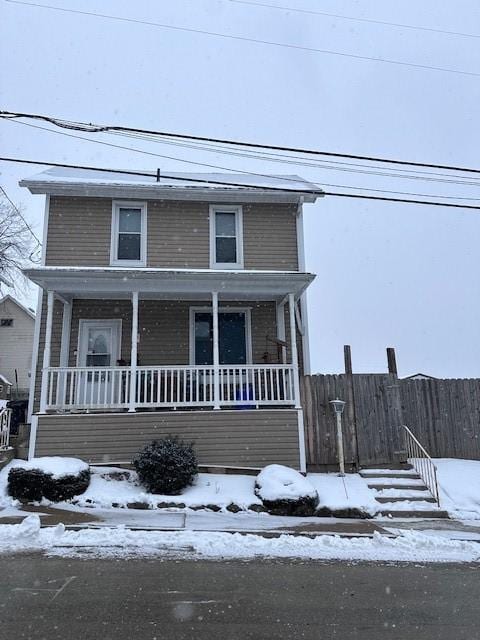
(24, 266, 315, 300)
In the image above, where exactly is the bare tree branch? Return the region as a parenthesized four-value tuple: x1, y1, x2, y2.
(0, 199, 40, 293)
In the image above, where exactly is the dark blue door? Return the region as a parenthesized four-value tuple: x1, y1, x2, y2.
(194, 312, 247, 365)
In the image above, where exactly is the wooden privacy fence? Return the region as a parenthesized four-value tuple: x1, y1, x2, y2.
(301, 373, 403, 468)
(302, 367, 480, 469)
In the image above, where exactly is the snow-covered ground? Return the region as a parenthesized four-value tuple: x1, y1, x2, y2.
(2, 458, 479, 519)
(435, 458, 480, 520)
(0, 514, 478, 563)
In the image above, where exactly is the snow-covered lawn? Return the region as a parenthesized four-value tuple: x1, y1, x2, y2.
(76, 468, 262, 510)
(0, 514, 478, 563)
(435, 458, 480, 520)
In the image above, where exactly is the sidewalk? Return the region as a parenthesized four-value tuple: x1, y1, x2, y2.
(2, 504, 480, 541)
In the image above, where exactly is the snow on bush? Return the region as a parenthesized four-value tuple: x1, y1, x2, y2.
(7, 457, 90, 503)
(133, 437, 198, 495)
(255, 465, 318, 516)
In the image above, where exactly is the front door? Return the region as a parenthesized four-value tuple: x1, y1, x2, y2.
(77, 320, 121, 405)
(193, 311, 249, 365)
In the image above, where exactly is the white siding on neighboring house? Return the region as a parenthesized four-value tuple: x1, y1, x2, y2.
(0, 296, 35, 396)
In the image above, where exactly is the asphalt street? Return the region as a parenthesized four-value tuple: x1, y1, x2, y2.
(0, 554, 478, 639)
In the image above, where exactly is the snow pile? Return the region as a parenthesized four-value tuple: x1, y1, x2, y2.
(255, 465, 317, 501)
(309, 473, 379, 516)
(0, 517, 479, 563)
(73, 467, 261, 510)
(435, 459, 480, 519)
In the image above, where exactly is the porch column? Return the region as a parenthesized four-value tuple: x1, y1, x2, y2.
(57, 299, 72, 407)
(128, 291, 139, 412)
(276, 298, 287, 364)
(212, 291, 220, 410)
(288, 292, 301, 409)
(39, 290, 54, 413)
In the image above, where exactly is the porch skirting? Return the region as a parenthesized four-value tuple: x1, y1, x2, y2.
(34, 409, 301, 470)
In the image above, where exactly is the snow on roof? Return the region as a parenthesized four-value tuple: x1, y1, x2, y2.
(19, 167, 322, 197)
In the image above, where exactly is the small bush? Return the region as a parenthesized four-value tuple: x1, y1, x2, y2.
(133, 437, 198, 495)
(8, 467, 90, 503)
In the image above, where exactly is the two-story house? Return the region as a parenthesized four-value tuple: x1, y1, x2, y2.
(21, 168, 321, 471)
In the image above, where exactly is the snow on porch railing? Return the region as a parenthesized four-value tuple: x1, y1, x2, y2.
(44, 364, 296, 410)
(401, 424, 440, 507)
(0, 408, 11, 450)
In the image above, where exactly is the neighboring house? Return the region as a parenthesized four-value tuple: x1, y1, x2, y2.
(0, 374, 12, 400)
(21, 168, 322, 470)
(402, 373, 437, 381)
(0, 295, 35, 399)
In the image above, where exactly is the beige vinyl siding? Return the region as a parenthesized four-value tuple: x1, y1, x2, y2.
(35, 410, 301, 468)
(243, 203, 298, 270)
(46, 197, 298, 270)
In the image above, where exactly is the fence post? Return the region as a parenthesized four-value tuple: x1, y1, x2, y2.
(344, 345, 359, 470)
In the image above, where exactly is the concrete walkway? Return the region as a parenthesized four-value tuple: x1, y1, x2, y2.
(2, 504, 480, 541)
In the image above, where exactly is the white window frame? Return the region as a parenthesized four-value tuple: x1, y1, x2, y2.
(110, 201, 147, 266)
(209, 204, 244, 269)
(76, 319, 122, 367)
(189, 306, 252, 365)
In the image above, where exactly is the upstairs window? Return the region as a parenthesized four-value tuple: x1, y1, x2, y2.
(0, 319, 13, 327)
(209, 205, 243, 269)
(110, 201, 147, 266)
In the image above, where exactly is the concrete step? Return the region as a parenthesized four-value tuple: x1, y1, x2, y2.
(368, 483, 427, 491)
(378, 509, 449, 519)
(375, 496, 437, 504)
(360, 471, 421, 480)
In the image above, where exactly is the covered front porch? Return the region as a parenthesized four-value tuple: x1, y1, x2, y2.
(27, 267, 313, 415)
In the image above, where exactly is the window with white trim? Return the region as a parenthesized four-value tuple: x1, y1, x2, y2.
(0, 318, 13, 327)
(209, 205, 243, 269)
(110, 202, 147, 266)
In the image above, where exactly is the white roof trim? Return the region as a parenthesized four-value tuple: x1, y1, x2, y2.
(0, 374, 12, 386)
(23, 266, 315, 300)
(19, 169, 323, 203)
(0, 295, 36, 320)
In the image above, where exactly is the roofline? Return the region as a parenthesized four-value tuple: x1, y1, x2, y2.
(0, 294, 36, 320)
(19, 179, 322, 203)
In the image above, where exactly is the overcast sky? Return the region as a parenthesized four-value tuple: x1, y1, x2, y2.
(1, 0, 480, 377)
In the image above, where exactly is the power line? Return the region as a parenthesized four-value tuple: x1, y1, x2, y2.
(3, 155, 480, 211)
(3, 109, 480, 175)
(0, 185, 42, 246)
(227, 0, 480, 40)
(110, 130, 480, 188)
(5, 0, 480, 78)
(6, 118, 480, 202)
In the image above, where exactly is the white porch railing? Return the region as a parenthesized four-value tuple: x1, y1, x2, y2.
(43, 364, 297, 411)
(0, 408, 11, 450)
(402, 424, 440, 507)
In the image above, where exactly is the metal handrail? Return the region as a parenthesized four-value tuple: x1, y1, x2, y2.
(0, 408, 11, 450)
(401, 424, 440, 507)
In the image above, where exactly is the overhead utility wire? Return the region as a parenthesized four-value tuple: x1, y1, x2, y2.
(3, 156, 480, 211)
(110, 130, 480, 187)
(2, 110, 480, 175)
(227, 0, 480, 39)
(6, 119, 480, 202)
(4, 0, 479, 78)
